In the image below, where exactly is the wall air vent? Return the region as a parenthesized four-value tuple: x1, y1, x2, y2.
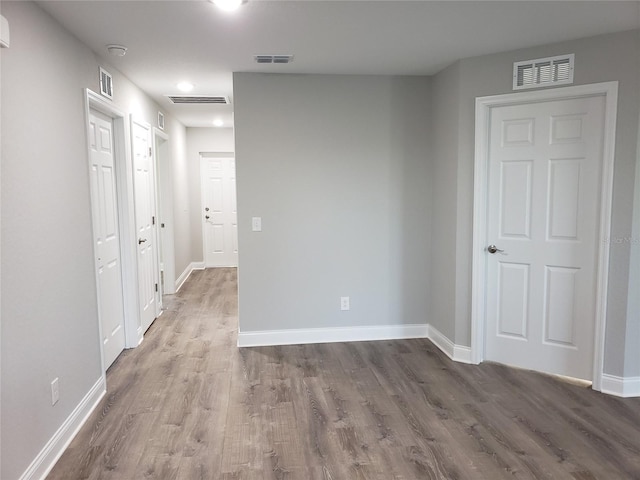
(99, 67, 113, 99)
(166, 95, 230, 104)
(254, 55, 294, 64)
(513, 54, 574, 90)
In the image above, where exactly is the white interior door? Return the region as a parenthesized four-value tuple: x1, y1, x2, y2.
(89, 110, 126, 369)
(485, 95, 605, 380)
(201, 155, 238, 267)
(132, 119, 159, 334)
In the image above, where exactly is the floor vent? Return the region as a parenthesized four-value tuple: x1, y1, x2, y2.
(254, 55, 294, 64)
(513, 54, 574, 90)
(166, 95, 229, 104)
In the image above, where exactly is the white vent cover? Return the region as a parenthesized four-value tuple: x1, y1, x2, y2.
(254, 55, 294, 64)
(99, 67, 113, 99)
(513, 54, 574, 90)
(166, 95, 229, 104)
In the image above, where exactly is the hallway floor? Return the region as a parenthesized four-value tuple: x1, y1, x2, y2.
(47, 268, 640, 479)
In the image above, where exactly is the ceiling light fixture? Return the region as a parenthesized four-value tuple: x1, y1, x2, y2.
(211, 0, 246, 12)
(106, 44, 127, 57)
(213, 119, 224, 127)
(176, 82, 195, 92)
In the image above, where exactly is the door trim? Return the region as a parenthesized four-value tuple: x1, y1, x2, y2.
(84, 89, 141, 365)
(471, 82, 618, 391)
(153, 127, 175, 295)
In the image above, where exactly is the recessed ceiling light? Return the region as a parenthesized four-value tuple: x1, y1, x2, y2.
(106, 44, 127, 57)
(211, 0, 246, 12)
(176, 82, 194, 92)
(213, 119, 224, 127)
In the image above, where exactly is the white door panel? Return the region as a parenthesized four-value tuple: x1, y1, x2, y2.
(202, 155, 238, 267)
(485, 96, 605, 380)
(132, 120, 159, 334)
(89, 110, 125, 369)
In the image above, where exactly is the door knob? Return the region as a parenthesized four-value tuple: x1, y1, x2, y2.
(487, 244, 504, 254)
(205, 207, 210, 212)
(205, 215, 210, 220)
(138, 238, 147, 244)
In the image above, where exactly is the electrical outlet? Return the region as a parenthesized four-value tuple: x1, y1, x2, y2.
(51, 378, 59, 406)
(340, 296, 350, 311)
(252, 217, 262, 232)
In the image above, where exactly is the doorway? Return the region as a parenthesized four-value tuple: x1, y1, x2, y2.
(201, 153, 238, 268)
(85, 89, 141, 367)
(471, 82, 618, 390)
(153, 127, 176, 295)
(131, 118, 161, 334)
(88, 108, 126, 369)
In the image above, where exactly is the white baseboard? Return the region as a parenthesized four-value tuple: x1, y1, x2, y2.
(237, 322, 473, 366)
(426, 324, 474, 364)
(175, 262, 205, 292)
(19, 376, 106, 480)
(238, 323, 429, 347)
(600, 374, 640, 398)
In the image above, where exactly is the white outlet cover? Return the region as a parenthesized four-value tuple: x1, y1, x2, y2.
(340, 296, 350, 311)
(252, 217, 262, 232)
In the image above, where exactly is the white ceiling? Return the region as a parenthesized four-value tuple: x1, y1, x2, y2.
(38, 0, 640, 128)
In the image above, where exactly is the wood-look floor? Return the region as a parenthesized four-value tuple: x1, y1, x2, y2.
(47, 268, 640, 479)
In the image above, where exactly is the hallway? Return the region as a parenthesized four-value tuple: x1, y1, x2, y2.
(47, 268, 640, 479)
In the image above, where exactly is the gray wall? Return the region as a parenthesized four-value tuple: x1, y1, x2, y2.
(0, 2, 188, 478)
(186, 127, 235, 265)
(431, 29, 640, 375)
(234, 74, 431, 333)
(172, 124, 192, 279)
(429, 62, 460, 340)
(625, 107, 640, 377)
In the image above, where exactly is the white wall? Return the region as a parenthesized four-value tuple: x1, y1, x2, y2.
(430, 29, 640, 376)
(0, 2, 188, 478)
(186, 127, 235, 266)
(234, 74, 431, 334)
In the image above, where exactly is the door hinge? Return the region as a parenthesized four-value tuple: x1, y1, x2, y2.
(149, 147, 152, 157)
(152, 216, 155, 225)
(155, 283, 158, 292)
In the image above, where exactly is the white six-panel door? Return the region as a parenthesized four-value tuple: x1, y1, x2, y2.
(132, 119, 159, 334)
(89, 110, 126, 369)
(201, 155, 238, 267)
(485, 95, 605, 380)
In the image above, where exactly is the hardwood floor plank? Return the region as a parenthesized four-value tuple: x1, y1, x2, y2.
(46, 268, 640, 480)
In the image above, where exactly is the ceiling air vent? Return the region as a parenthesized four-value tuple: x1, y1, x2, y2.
(166, 95, 230, 104)
(513, 54, 574, 90)
(254, 55, 294, 64)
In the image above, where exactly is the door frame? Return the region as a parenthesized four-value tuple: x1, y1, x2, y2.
(153, 127, 176, 295)
(84, 89, 141, 365)
(471, 81, 619, 391)
(200, 152, 236, 268)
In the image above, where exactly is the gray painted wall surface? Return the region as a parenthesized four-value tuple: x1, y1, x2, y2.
(432, 29, 640, 374)
(186, 127, 235, 265)
(625, 108, 640, 378)
(429, 62, 460, 341)
(172, 125, 192, 279)
(234, 74, 431, 333)
(0, 3, 188, 478)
